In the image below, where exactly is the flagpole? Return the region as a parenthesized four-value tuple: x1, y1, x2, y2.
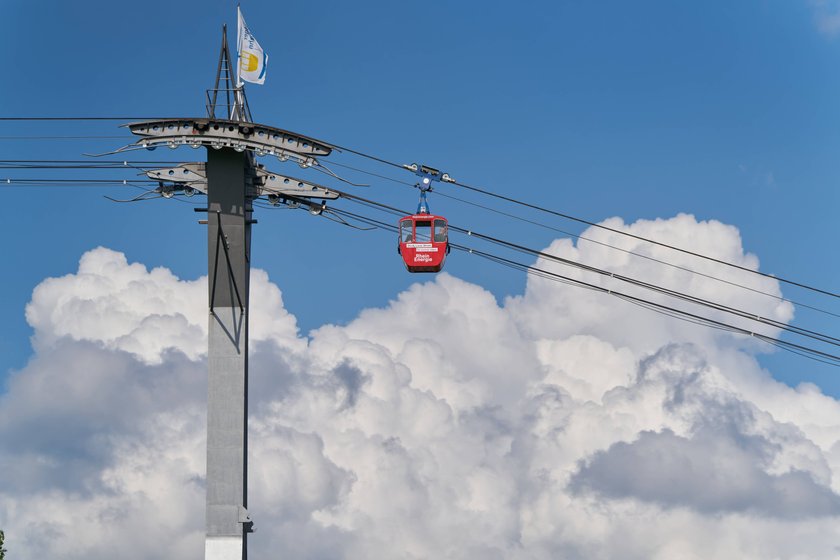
(236, 5, 243, 89)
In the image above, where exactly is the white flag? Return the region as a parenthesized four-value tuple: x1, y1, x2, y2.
(237, 7, 267, 85)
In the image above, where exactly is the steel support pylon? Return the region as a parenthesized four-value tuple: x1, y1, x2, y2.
(204, 147, 254, 560)
(120, 24, 334, 559)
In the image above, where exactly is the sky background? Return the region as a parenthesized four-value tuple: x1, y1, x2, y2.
(1, 0, 840, 392)
(0, 1, 840, 394)
(2, 1, 840, 558)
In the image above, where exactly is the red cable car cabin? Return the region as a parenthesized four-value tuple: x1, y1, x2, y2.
(398, 213, 449, 273)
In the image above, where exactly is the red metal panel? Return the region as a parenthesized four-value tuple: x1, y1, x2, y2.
(398, 214, 449, 273)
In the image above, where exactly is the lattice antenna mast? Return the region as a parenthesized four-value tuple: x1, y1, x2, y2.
(206, 25, 252, 123)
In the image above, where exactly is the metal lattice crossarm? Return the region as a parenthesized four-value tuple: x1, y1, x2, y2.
(145, 163, 340, 200)
(124, 118, 333, 165)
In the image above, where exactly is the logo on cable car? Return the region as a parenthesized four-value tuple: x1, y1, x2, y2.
(414, 254, 434, 262)
(240, 52, 259, 72)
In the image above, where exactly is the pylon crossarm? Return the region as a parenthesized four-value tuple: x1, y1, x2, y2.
(146, 162, 207, 188)
(124, 118, 332, 161)
(145, 163, 340, 200)
(257, 170, 339, 199)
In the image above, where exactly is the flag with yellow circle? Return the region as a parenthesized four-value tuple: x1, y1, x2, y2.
(237, 7, 267, 85)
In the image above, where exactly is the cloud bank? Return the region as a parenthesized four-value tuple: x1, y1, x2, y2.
(2, 214, 840, 559)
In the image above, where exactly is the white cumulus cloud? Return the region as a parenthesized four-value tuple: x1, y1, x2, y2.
(1, 214, 839, 559)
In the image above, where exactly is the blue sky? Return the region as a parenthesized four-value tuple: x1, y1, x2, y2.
(6, 3, 840, 558)
(1, 0, 839, 391)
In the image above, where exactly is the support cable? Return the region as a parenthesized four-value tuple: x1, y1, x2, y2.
(6, 171, 840, 336)
(323, 196, 840, 348)
(11, 174, 831, 350)
(326, 206, 840, 367)
(0, 135, 129, 140)
(5, 141, 838, 302)
(0, 117, 182, 121)
(5, 167, 838, 362)
(3, 124, 836, 297)
(325, 142, 840, 299)
(321, 157, 840, 320)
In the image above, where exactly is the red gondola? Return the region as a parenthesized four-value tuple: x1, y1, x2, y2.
(398, 212, 449, 273)
(397, 163, 452, 273)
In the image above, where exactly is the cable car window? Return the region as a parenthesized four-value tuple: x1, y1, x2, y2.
(415, 220, 432, 242)
(434, 219, 447, 242)
(401, 220, 413, 242)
